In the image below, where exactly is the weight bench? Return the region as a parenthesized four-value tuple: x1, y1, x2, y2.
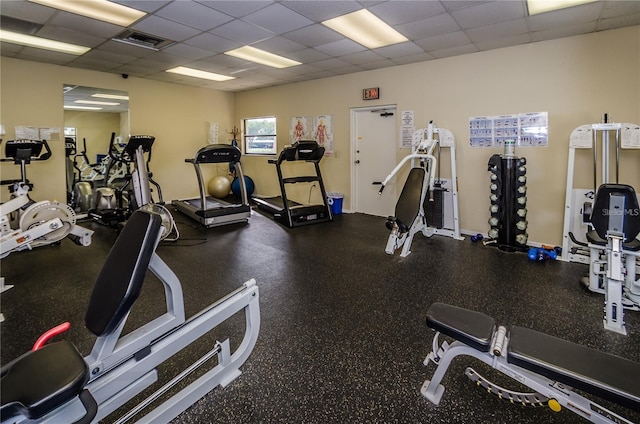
(583, 184, 640, 334)
(422, 303, 640, 423)
(384, 164, 435, 257)
(1, 209, 260, 424)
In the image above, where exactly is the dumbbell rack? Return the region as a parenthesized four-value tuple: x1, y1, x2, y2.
(487, 148, 528, 251)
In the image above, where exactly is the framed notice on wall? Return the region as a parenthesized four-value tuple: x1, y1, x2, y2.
(469, 111, 548, 147)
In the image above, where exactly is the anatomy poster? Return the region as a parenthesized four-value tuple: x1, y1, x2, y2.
(290, 115, 333, 154)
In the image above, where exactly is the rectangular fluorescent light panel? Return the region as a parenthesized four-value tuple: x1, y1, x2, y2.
(92, 93, 129, 100)
(0, 29, 90, 55)
(322, 9, 408, 49)
(166, 66, 235, 82)
(75, 100, 120, 106)
(28, 0, 146, 26)
(225, 46, 301, 69)
(65, 105, 102, 110)
(527, 0, 598, 15)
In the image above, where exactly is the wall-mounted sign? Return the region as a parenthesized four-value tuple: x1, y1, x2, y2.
(363, 87, 379, 100)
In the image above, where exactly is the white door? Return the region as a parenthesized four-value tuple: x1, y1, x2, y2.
(351, 106, 398, 217)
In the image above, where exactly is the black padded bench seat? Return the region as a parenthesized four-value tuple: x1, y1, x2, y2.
(0, 341, 89, 420)
(426, 303, 495, 353)
(508, 326, 640, 412)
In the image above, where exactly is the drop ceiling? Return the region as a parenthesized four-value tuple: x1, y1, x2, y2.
(1, 1, 639, 93)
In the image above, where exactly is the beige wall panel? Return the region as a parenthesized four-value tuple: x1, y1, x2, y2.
(235, 26, 639, 245)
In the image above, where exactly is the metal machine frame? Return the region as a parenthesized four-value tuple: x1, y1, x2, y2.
(379, 121, 463, 257)
(0, 209, 260, 424)
(561, 116, 640, 263)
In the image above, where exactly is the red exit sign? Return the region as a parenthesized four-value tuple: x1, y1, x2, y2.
(363, 87, 379, 100)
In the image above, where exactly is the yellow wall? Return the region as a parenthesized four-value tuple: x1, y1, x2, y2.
(1, 26, 638, 245)
(1, 58, 235, 203)
(235, 26, 640, 245)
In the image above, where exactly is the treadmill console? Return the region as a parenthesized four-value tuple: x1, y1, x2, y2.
(194, 144, 241, 164)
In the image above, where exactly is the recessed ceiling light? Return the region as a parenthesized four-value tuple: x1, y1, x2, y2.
(166, 66, 235, 82)
(92, 93, 129, 101)
(322, 9, 408, 49)
(527, 0, 598, 15)
(64, 105, 102, 110)
(225, 46, 301, 69)
(28, 0, 146, 26)
(0, 29, 90, 55)
(75, 100, 120, 106)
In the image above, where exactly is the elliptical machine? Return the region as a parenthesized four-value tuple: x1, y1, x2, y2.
(89, 134, 178, 240)
(0, 139, 93, 258)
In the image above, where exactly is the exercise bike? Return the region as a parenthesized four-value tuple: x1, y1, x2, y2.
(0, 139, 93, 259)
(0, 208, 260, 423)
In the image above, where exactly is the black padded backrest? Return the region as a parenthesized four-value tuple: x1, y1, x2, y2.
(591, 184, 640, 242)
(395, 168, 425, 232)
(85, 210, 162, 336)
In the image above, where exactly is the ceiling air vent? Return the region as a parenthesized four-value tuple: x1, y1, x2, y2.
(112, 30, 175, 51)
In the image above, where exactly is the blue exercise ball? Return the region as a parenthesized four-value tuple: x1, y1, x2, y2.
(232, 176, 255, 197)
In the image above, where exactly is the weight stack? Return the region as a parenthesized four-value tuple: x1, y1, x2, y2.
(487, 154, 528, 251)
(425, 183, 446, 229)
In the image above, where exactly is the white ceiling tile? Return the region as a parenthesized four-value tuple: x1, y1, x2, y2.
(601, 1, 640, 19)
(531, 22, 598, 42)
(475, 33, 531, 51)
(132, 15, 201, 42)
(184, 32, 241, 53)
(430, 43, 478, 59)
(281, 24, 344, 47)
(209, 19, 273, 44)
(37, 25, 106, 48)
(111, 1, 171, 14)
(286, 48, 332, 63)
(358, 59, 397, 70)
(156, 1, 233, 31)
(49, 11, 123, 38)
(398, 13, 461, 40)
(95, 40, 157, 58)
(252, 36, 307, 55)
(280, 1, 362, 22)
(315, 39, 367, 56)
(374, 42, 424, 59)
(390, 51, 435, 65)
(162, 43, 215, 60)
(339, 50, 387, 65)
(465, 18, 529, 43)
(441, 1, 492, 12)
(18, 46, 78, 64)
(242, 3, 313, 34)
(308, 57, 352, 70)
(368, 1, 446, 25)
(195, 1, 271, 18)
(414, 31, 472, 52)
(0, 0, 55, 24)
(451, 1, 526, 29)
(596, 14, 640, 31)
(75, 49, 138, 65)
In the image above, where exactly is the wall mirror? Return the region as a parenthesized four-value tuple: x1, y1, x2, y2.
(63, 85, 129, 205)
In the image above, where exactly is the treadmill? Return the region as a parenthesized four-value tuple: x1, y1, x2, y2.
(173, 144, 251, 227)
(254, 140, 332, 228)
